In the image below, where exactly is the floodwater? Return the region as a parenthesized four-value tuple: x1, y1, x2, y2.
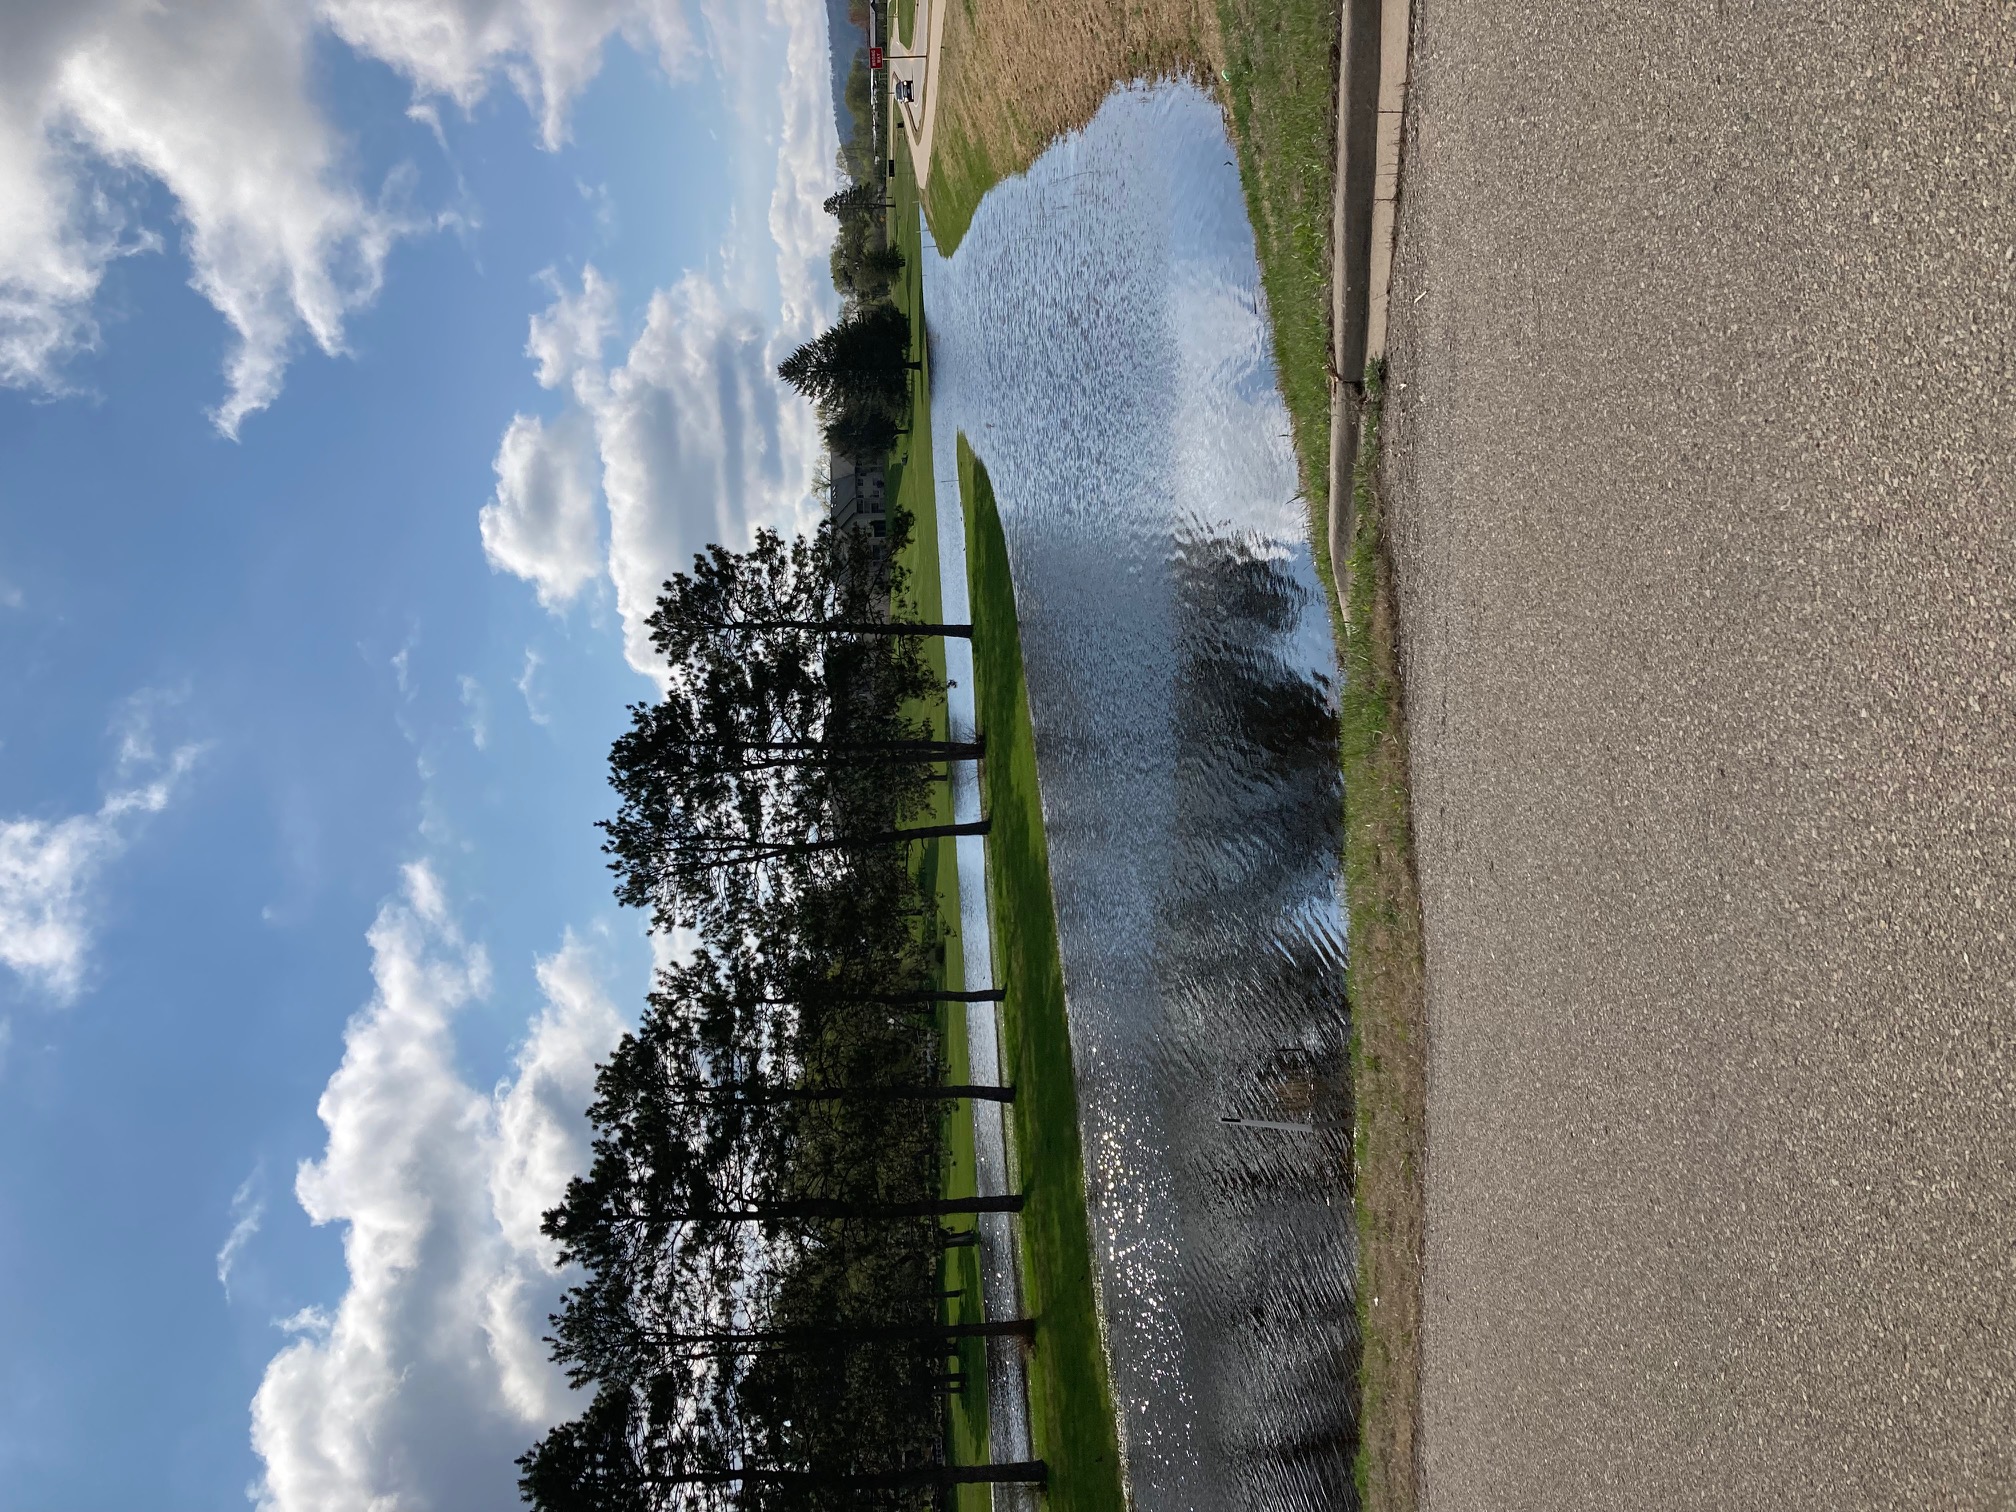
(923, 82, 1359, 1512)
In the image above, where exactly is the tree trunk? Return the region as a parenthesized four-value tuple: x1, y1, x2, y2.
(689, 737, 984, 759)
(682, 1193, 1023, 1222)
(727, 988, 1003, 1019)
(645, 1462, 1047, 1490)
(776, 987, 1006, 1007)
(691, 817, 989, 864)
(700, 617, 972, 639)
(643, 1319, 1035, 1350)
(657, 738, 985, 773)
(681, 1082, 1015, 1105)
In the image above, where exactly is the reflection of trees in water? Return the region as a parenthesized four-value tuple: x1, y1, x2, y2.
(1151, 526, 1359, 1503)
(1161, 529, 1343, 950)
(1158, 526, 1347, 1085)
(1005, 519, 1358, 1508)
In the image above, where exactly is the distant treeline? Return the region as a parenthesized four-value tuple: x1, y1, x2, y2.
(778, 183, 915, 468)
(517, 521, 1042, 1509)
(838, 46, 881, 187)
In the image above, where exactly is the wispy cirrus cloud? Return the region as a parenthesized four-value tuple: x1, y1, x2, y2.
(517, 649, 551, 726)
(0, 703, 202, 1002)
(217, 1169, 267, 1302)
(458, 674, 491, 751)
(318, 0, 694, 153)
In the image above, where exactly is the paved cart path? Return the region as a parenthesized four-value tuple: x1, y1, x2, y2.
(1381, 4, 2016, 1509)
(888, 0, 947, 188)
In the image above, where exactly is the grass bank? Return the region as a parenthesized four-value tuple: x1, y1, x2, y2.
(959, 439, 1125, 1512)
(1327, 380, 1425, 1512)
(1216, 0, 1339, 517)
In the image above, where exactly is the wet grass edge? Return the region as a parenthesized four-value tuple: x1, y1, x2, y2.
(960, 437, 1128, 1512)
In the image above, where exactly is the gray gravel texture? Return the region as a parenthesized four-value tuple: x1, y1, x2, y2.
(1379, 3, 2016, 1507)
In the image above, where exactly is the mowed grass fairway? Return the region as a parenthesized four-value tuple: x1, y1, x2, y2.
(959, 440, 1125, 1512)
(889, 392, 994, 1506)
(882, 138, 996, 1502)
(903, 497, 992, 1511)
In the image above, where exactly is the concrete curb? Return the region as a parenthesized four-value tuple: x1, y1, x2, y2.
(1326, 0, 1413, 596)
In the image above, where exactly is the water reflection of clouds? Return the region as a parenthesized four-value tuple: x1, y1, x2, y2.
(926, 81, 1359, 1512)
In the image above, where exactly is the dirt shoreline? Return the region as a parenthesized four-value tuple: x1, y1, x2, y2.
(1382, 3, 2016, 1507)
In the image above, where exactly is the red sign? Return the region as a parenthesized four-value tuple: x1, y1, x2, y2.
(868, 45, 884, 69)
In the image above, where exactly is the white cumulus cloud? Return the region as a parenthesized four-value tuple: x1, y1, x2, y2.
(478, 409, 605, 609)
(491, 258, 831, 675)
(598, 273, 809, 672)
(249, 872, 626, 1512)
(0, 0, 697, 433)
(526, 262, 616, 396)
(0, 729, 201, 1002)
(482, 0, 840, 677)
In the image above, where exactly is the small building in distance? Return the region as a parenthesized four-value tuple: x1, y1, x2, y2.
(829, 451, 889, 539)
(826, 450, 892, 617)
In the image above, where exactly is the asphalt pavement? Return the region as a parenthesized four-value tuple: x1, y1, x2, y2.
(1379, 3, 2016, 1506)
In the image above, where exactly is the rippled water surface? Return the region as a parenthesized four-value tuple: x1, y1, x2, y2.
(924, 82, 1359, 1512)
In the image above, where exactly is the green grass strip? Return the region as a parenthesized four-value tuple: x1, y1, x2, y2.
(959, 436, 1126, 1512)
(881, 135, 997, 1497)
(1216, 0, 1340, 522)
(920, 126, 997, 258)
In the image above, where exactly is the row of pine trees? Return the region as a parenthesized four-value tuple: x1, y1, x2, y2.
(789, 179, 918, 465)
(514, 494, 1045, 1507)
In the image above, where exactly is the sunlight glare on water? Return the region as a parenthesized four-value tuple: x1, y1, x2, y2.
(923, 80, 1360, 1512)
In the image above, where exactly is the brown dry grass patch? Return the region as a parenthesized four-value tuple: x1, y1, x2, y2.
(925, 0, 1221, 250)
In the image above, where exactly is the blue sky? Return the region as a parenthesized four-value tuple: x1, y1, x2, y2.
(0, 2, 839, 1507)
